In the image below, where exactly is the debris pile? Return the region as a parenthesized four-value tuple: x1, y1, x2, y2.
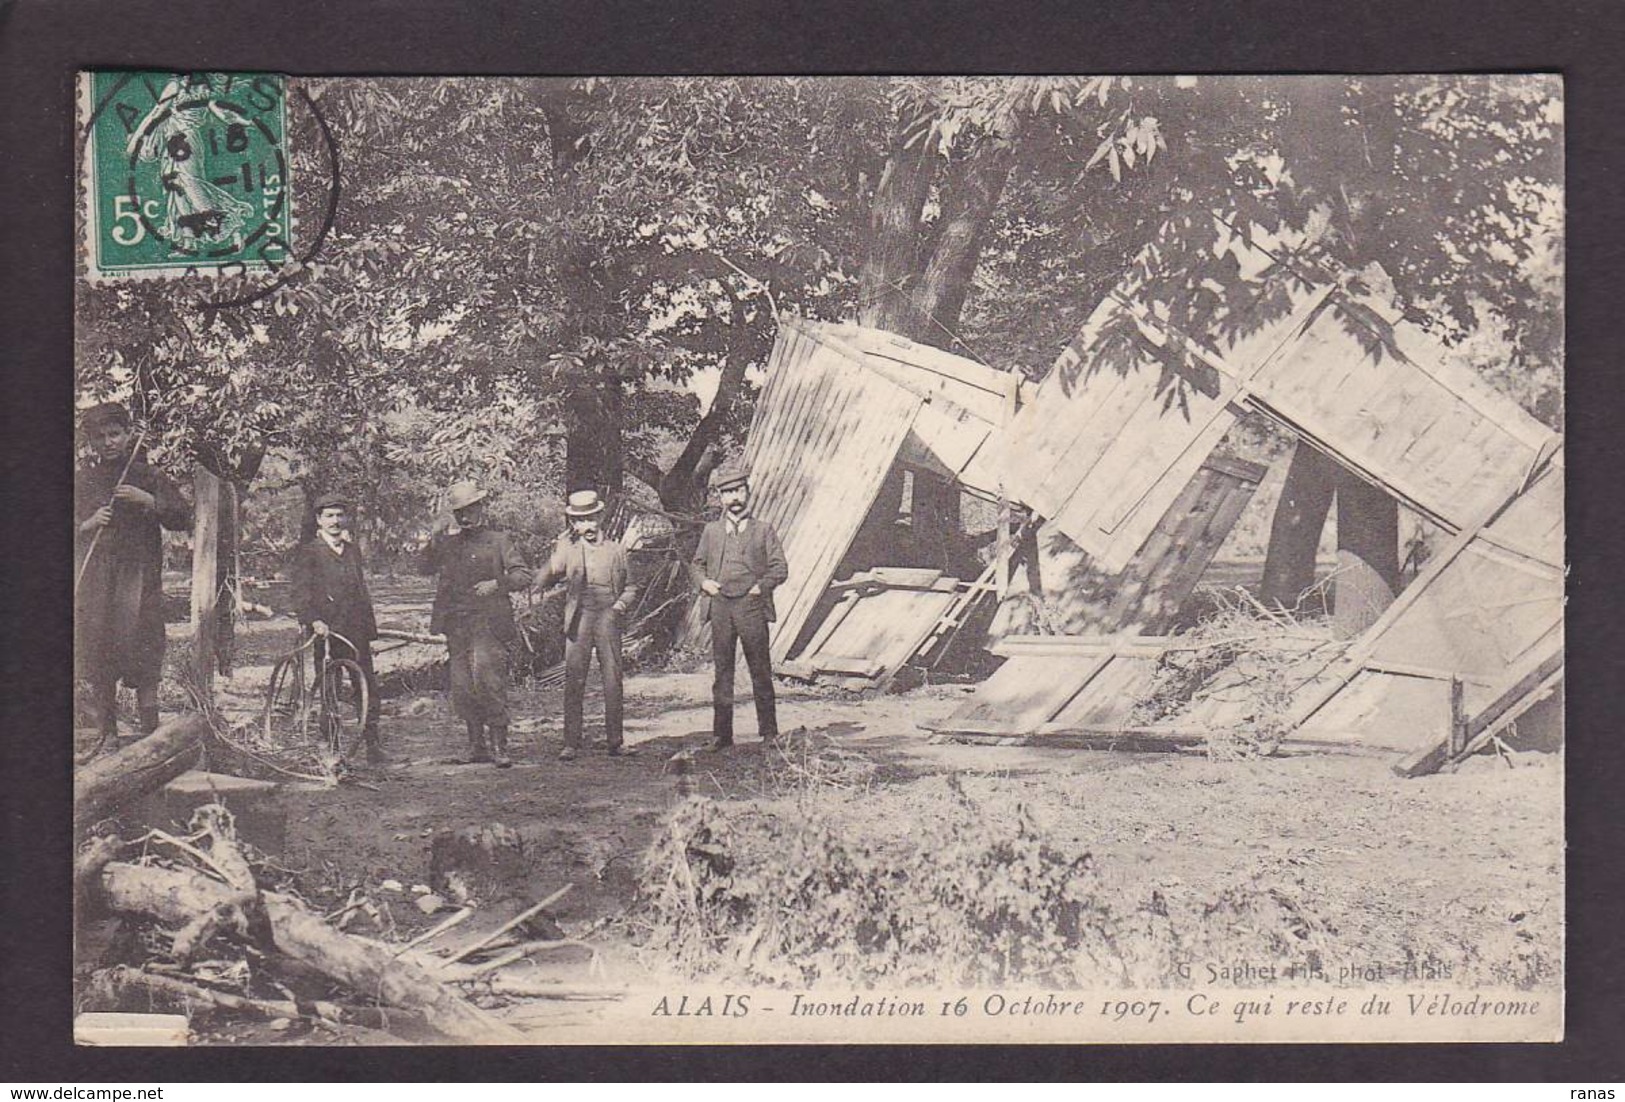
(75, 799, 620, 1044)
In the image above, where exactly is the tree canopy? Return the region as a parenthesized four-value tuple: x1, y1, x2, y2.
(76, 74, 1562, 557)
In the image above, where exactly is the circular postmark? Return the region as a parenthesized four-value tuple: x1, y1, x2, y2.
(86, 71, 293, 278)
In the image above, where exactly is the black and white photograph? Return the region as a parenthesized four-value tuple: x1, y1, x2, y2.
(68, 73, 1564, 1046)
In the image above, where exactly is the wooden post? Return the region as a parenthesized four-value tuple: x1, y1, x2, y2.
(190, 465, 222, 700)
(1448, 676, 1468, 756)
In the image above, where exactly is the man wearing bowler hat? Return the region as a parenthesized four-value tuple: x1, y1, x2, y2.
(75, 402, 191, 742)
(690, 460, 788, 750)
(424, 481, 532, 767)
(535, 489, 639, 760)
(289, 490, 384, 762)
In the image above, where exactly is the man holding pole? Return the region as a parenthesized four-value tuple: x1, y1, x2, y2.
(74, 402, 190, 742)
(289, 491, 384, 763)
(424, 481, 532, 767)
(535, 490, 639, 761)
(690, 461, 787, 751)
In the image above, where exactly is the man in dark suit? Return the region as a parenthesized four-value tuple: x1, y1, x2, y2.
(75, 402, 191, 742)
(424, 481, 532, 767)
(536, 490, 639, 761)
(288, 491, 383, 762)
(690, 461, 789, 750)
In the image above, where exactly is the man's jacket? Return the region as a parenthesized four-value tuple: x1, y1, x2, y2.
(423, 527, 532, 640)
(289, 537, 378, 645)
(536, 535, 637, 635)
(689, 516, 789, 623)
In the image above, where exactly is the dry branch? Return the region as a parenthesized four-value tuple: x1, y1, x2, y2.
(441, 884, 573, 967)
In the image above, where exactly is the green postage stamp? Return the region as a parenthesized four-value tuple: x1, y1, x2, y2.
(80, 71, 293, 281)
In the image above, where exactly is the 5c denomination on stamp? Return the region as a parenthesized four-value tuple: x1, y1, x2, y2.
(81, 71, 293, 281)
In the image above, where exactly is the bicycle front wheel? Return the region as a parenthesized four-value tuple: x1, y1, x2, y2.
(320, 657, 372, 764)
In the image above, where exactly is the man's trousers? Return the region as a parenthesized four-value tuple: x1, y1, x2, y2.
(709, 593, 778, 744)
(563, 604, 624, 750)
(446, 618, 511, 729)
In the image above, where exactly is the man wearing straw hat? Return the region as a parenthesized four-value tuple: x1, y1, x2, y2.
(535, 489, 639, 760)
(289, 490, 384, 763)
(425, 480, 532, 767)
(74, 402, 190, 742)
(690, 460, 787, 751)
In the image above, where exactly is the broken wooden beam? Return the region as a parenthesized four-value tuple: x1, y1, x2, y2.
(991, 635, 1178, 658)
(74, 715, 208, 830)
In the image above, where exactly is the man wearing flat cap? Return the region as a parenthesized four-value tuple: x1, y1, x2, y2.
(535, 489, 639, 760)
(289, 490, 383, 762)
(690, 460, 788, 750)
(75, 402, 191, 742)
(424, 481, 532, 766)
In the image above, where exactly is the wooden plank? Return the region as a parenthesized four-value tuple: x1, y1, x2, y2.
(808, 655, 886, 678)
(775, 380, 923, 659)
(1391, 641, 1566, 778)
(1047, 653, 1159, 728)
(797, 589, 861, 657)
(992, 635, 1178, 658)
(926, 653, 1112, 735)
(866, 566, 944, 589)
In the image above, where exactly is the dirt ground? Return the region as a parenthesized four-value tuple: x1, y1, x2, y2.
(91, 575, 1562, 1042)
(268, 669, 1561, 976)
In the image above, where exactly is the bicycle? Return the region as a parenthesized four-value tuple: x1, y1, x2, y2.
(264, 629, 373, 768)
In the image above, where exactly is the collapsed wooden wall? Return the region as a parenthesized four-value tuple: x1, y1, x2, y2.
(986, 222, 1561, 574)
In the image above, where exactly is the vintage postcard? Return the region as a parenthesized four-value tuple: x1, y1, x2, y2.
(72, 73, 1563, 1046)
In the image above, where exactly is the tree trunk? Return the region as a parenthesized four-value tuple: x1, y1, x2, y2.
(564, 375, 623, 498)
(857, 136, 935, 335)
(1331, 466, 1400, 638)
(658, 285, 753, 513)
(74, 715, 207, 830)
(191, 467, 223, 699)
(911, 143, 1015, 349)
(1259, 442, 1338, 610)
(214, 481, 239, 676)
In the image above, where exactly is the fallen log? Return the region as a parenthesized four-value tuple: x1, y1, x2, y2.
(75, 715, 208, 830)
(99, 861, 522, 1043)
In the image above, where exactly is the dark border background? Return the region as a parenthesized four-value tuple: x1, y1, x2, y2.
(3, 0, 1621, 1082)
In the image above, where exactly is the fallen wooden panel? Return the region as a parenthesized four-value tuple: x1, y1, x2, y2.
(1042, 654, 1160, 730)
(787, 567, 992, 688)
(799, 586, 959, 679)
(923, 652, 1111, 735)
(1293, 669, 1454, 753)
(991, 455, 1265, 639)
(729, 323, 925, 661)
(1283, 452, 1563, 761)
(990, 218, 1560, 572)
